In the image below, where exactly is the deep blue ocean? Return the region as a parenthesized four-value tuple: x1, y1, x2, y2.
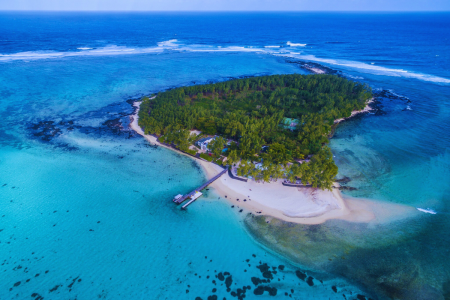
(0, 12, 449, 300)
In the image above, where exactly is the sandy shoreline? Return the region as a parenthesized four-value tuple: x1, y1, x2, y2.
(334, 98, 375, 124)
(130, 100, 412, 225)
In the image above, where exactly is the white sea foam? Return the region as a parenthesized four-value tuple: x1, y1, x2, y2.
(417, 207, 437, 214)
(181, 45, 264, 53)
(77, 47, 93, 50)
(277, 53, 450, 84)
(157, 39, 179, 47)
(1, 41, 449, 85)
(344, 74, 364, 80)
(287, 41, 307, 47)
(0, 45, 164, 61)
(389, 90, 410, 100)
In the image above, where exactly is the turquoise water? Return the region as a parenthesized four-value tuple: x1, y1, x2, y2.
(1, 12, 450, 300)
(1, 52, 361, 299)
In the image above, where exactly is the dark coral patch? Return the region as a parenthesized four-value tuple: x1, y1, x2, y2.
(225, 275, 233, 289)
(262, 271, 273, 280)
(253, 285, 277, 296)
(49, 285, 61, 292)
(254, 286, 264, 295)
(295, 270, 307, 281)
(218, 272, 225, 281)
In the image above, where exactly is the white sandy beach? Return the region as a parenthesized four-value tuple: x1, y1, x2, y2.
(130, 101, 165, 147)
(130, 101, 414, 225)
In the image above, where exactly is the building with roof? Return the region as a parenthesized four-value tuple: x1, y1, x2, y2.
(281, 118, 299, 131)
(196, 136, 215, 151)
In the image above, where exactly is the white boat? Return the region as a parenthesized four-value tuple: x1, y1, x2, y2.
(173, 194, 183, 201)
(416, 207, 437, 214)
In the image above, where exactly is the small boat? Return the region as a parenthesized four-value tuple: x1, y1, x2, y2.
(173, 194, 183, 202)
(416, 207, 436, 214)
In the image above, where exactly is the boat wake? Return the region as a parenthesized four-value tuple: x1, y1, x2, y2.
(416, 208, 437, 214)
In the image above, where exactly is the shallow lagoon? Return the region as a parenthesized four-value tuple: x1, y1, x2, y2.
(1, 12, 450, 300)
(1, 52, 365, 299)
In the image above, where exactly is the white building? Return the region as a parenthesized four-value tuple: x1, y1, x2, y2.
(254, 161, 267, 171)
(196, 137, 215, 151)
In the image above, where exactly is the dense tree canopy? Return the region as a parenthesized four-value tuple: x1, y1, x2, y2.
(138, 74, 372, 190)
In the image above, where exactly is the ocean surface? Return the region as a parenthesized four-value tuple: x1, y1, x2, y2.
(0, 12, 449, 300)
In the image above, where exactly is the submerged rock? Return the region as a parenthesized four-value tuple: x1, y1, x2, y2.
(253, 286, 264, 295)
(218, 272, 224, 281)
(244, 213, 448, 300)
(251, 277, 262, 286)
(296, 270, 307, 281)
(225, 275, 233, 288)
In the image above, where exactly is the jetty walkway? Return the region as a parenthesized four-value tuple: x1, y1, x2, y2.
(174, 167, 228, 205)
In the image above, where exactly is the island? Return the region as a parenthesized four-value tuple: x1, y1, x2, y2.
(131, 74, 376, 223)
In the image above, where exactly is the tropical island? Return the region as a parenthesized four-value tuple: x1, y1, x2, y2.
(137, 74, 372, 190)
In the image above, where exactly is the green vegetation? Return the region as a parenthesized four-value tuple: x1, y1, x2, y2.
(208, 136, 226, 157)
(199, 153, 214, 162)
(186, 149, 197, 156)
(138, 74, 372, 190)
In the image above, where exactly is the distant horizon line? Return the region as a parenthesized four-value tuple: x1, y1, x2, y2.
(0, 10, 449, 13)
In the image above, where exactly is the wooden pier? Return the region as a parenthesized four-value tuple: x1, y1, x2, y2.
(174, 167, 228, 206)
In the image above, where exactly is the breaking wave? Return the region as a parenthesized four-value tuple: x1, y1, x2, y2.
(0, 45, 164, 61)
(1, 39, 449, 85)
(157, 39, 179, 47)
(279, 53, 450, 84)
(343, 74, 365, 80)
(287, 41, 307, 47)
(179, 45, 264, 53)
